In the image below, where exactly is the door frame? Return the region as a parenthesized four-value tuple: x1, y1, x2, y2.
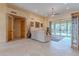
(6, 14, 13, 42)
(6, 13, 27, 42)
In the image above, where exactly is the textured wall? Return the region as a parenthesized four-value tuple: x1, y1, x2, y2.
(0, 4, 7, 43)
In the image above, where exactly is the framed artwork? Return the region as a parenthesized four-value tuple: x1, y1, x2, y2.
(30, 22, 34, 27)
(35, 22, 40, 28)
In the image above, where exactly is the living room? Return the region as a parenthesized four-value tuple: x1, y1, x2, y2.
(0, 3, 79, 56)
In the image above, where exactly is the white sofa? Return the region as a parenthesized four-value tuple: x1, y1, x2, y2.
(31, 29, 51, 42)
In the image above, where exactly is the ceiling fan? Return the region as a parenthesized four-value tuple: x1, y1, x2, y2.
(48, 8, 60, 17)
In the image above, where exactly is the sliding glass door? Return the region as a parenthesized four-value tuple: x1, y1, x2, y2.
(51, 20, 71, 37)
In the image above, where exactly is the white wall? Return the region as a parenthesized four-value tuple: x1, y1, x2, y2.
(0, 4, 7, 43)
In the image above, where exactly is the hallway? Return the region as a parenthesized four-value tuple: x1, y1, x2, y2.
(0, 38, 79, 56)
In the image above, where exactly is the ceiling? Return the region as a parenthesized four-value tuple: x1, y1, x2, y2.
(11, 3, 79, 17)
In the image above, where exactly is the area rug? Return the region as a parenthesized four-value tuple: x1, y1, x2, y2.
(51, 35, 64, 42)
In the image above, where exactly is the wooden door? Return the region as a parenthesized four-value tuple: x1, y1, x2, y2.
(14, 19, 21, 39)
(21, 19, 25, 38)
(7, 15, 14, 41)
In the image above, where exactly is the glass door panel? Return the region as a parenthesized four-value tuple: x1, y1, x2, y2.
(51, 23, 55, 35)
(60, 22, 67, 37)
(55, 23, 61, 36)
(67, 22, 72, 37)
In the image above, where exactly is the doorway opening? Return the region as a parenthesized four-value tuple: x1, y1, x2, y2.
(7, 14, 26, 42)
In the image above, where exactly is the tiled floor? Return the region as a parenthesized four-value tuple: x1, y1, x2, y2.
(0, 38, 79, 56)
